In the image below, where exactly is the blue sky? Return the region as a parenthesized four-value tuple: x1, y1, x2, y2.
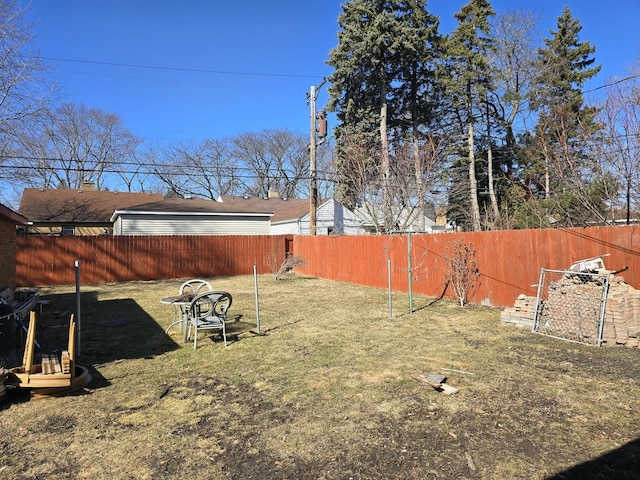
(24, 0, 640, 146)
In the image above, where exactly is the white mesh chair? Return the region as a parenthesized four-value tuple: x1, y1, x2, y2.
(186, 291, 232, 349)
(179, 279, 212, 298)
(164, 279, 213, 336)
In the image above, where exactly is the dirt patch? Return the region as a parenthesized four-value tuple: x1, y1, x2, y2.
(155, 376, 479, 480)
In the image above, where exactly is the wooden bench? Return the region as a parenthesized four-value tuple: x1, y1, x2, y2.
(6, 311, 76, 389)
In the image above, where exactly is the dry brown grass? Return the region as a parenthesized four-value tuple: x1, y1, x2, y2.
(1, 274, 639, 479)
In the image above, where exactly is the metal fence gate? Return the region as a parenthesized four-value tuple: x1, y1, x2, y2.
(533, 268, 610, 346)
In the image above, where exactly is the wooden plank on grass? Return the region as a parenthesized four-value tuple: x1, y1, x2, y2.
(411, 374, 442, 388)
(411, 374, 459, 395)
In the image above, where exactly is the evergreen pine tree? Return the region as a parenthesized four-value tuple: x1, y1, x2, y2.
(531, 6, 601, 204)
(440, 0, 496, 231)
(326, 0, 440, 232)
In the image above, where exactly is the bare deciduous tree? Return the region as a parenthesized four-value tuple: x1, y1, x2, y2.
(445, 239, 480, 307)
(483, 9, 542, 230)
(270, 253, 305, 280)
(596, 75, 640, 224)
(150, 138, 239, 200)
(337, 134, 445, 233)
(0, 0, 53, 131)
(391, 134, 446, 231)
(0, 0, 55, 203)
(10, 103, 141, 190)
(151, 130, 309, 200)
(232, 129, 309, 199)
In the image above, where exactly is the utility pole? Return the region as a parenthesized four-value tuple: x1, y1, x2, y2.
(308, 78, 326, 235)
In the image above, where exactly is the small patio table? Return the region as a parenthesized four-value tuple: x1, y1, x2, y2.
(161, 295, 193, 343)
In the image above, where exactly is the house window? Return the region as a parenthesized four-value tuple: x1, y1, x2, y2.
(61, 225, 75, 236)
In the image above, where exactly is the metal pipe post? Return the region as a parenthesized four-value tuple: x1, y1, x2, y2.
(254, 264, 261, 334)
(75, 260, 81, 356)
(388, 259, 393, 318)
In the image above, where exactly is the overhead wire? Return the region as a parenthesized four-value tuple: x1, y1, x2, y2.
(0, 155, 342, 184)
(11, 43, 640, 192)
(43, 56, 324, 80)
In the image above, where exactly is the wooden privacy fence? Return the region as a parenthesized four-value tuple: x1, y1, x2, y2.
(294, 225, 640, 307)
(16, 226, 640, 308)
(16, 235, 291, 286)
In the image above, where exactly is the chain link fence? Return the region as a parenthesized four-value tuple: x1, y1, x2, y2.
(533, 268, 610, 346)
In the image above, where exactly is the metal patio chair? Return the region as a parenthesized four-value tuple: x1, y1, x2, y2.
(186, 291, 233, 349)
(179, 279, 212, 299)
(164, 279, 213, 337)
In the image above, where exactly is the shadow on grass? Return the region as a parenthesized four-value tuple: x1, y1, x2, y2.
(548, 437, 640, 480)
(38, 290, 180, 389)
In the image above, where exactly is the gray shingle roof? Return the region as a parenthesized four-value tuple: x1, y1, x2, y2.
(19, 188, 164, 224)
(218, 195, 315, 223)
(0, 202, 27, 225)
(114, 197, 271, 216)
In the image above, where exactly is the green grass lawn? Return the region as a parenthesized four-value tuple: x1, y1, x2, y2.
(1, 274, 639, 479)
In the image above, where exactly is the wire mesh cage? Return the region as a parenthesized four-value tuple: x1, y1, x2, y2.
(533, 268, 610, 346)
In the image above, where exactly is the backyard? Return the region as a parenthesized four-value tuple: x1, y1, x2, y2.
(1, 274, 639, 479)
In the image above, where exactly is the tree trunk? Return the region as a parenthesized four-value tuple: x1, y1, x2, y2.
(485, 98, 500, 228)
(487, 145, 500, 227)
(413, 132, 425, 231)
(467, 122, 482, 231)
(380, 82, 392, 232)
(626, 176, 631, 225)
(544, 160, 550, 200)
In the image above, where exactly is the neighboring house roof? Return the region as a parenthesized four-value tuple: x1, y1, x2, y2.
(218, 195, 315, 224)
(110, 197, 273, 221)
(0, 203, 27, 225)
(19, 188, 163, 224)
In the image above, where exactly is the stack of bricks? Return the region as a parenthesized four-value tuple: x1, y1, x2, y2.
(602, 275, 640, 347)
(542, 275, 604, 344)
(503, 274, 640, 347)
(500, 294, 537, 329)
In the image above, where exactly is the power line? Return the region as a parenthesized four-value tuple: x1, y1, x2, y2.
(43, 57, 322, 80)
(583, 73, 640, 94)
(0, 157, 342, 184)
(0, 155, 339, 177)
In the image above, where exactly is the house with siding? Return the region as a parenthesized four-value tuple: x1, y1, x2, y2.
(353, 203, 452, 234)
(110, 197, 272, 235)
(18, 186, 163, 236)
(218, 193, 364, 235)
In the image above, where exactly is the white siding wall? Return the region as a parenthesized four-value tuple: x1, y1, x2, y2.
(319, 200, 364, 235)
(271, 221, 300, 235)
(342, 208, 365, 235)
(261, 199, 365, 236)
(279, 200, 365, 235)
(114, 214, 270, 235)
